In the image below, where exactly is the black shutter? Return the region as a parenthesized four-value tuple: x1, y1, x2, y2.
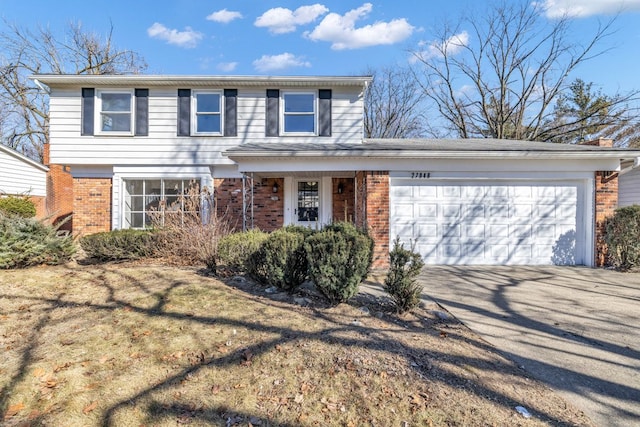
(318, 89, 332, 137)
(224, 89, 237, 137)
(81, 88, 94, 136)
(177, 89, 191, 136)
(135, 89, 149, 136)
(266, 89, 279, 137)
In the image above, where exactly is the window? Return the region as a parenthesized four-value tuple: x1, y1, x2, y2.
(193, 91, 222, 135)
(97, 90, 133, 134)
(282, 93, 315, 134)
(122, 178, 201, 228)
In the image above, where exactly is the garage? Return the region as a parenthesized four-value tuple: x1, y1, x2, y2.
(390, 178, 587, 265)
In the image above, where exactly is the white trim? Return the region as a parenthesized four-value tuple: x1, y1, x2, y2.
(95, 89, 134, 136)
(192, 90, 223, 136)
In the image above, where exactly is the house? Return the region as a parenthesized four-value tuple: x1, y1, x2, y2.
(0, 144, 48, 217)
(618, 158, 640, 207)
(33, 74, 640, 268)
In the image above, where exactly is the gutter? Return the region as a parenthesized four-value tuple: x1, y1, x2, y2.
(618, 157, 640, 176)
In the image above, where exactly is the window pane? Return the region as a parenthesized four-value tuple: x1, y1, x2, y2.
(297, 181, 319, 222)
(101, 113, 131, 132)
(285, 114, 315, 133)
(145, 180, 162, 195)
(127, 196, 144, 211)
(196, 93, 220, 113)
(197, 115, 221, 133)
(102, 93, 131, 112)
(145, 195, 162, 211)
(125, 180, 143, 195)
(284, 94, 314, 113)
(130, 213, 144, 228)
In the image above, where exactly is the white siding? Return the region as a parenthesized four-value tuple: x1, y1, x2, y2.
(48, 86, 364, 166)
(619, 167, 640, 207)
(0, 147, 47, 196)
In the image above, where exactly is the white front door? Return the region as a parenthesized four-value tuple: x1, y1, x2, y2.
(293, 179, 320, 227)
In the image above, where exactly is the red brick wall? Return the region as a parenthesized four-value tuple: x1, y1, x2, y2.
(364, 171, 390, 269)
(332, 178, 355, 223)
(73, 178, 112, 236)
(214, 177, 284, 232)
(594, 171, 618, 266)
(43, 144, 74, 230)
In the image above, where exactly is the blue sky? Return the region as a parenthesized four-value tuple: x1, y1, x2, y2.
(1, 0, 640, 94)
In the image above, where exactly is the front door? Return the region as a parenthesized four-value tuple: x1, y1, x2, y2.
(293, 180, 320, 227)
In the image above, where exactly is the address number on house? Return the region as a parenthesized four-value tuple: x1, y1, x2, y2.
(410, 172, 431, 179)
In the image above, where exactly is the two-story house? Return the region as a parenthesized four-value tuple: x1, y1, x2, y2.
(33, 74, 640, 267)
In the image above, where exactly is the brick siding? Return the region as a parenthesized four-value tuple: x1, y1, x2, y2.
(332, 178, 355, 223)
(363, 171, 390, 269)
(43, 144, 74, 230)
(73, 178, 112, 236)
(594, 171, 618, 266)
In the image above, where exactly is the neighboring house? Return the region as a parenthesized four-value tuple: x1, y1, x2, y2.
(33, 74, 640, 268)
(0, 144, 48, 217)
(618, 159, 640, 207)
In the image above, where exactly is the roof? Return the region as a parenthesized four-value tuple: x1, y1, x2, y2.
(0, 145, 48, 172)
(224, 139, 640, 161)
(31, 74, 372, 88)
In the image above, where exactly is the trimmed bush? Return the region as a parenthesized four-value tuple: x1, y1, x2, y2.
(0, 212, 76, 269)
(304, 223, 373, 304)
(384, 237, 425, 313)
(217, 229, 269, 272)
(80, 229, 159, 261)
(0, 196, 36, 218)
(605, 205, 640, 270)
(252, 228, 308, 291)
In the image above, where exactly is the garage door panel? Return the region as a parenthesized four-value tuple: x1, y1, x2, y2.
(390, 179, 584, 265)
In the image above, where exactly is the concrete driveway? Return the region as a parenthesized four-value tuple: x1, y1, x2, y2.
(421, 266, 640, 427)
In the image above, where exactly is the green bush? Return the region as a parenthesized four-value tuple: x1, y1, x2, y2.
(0, 212, 76, 269)
(605, 205, 640, 270)
(384, 237, 425, 313)
(304, 223, 373, 304)
(252, 228, 308, 291)
(0, 196, 37, 218)
(80, 229, 159, 261)
(217, 229, 268, 272)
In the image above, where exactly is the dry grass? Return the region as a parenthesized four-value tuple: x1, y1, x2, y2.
(0, 262, 593, 426)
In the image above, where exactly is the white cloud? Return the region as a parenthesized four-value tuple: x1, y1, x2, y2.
(217, 62, 238, 72)
(255, 4, 329, 34)
(533, 0, 640, 18)
(411, 31, 469, 62)
(253, 53, 311, 72)
(147, 23, 203, 48)
(207, 9, 243, 23)
(305, 3, 414, 50)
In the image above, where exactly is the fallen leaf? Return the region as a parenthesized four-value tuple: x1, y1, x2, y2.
(4, 402, 24, 419)
(33, 367, 46, 378)
(27, 409, 40, 420)
(44, 379, 58, 388)
(211, 385, 220, 395)
(82, 401, 98, 415)
(440, 331, 448, 338)
(294, 394, 304, 404)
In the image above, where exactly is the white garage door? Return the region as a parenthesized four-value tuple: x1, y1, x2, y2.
(390, 179, 585, 265)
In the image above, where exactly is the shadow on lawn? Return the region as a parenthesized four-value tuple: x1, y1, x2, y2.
(0, 263, 587, 427)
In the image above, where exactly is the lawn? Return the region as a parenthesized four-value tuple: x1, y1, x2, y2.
(0, 262, 593, 426)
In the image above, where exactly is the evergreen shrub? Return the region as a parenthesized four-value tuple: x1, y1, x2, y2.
(0, 212, 76, 268)
(384, 237, 425, 313)
(252, 228, 308, 291)
(304, 222, 373, 304)
(0, 195, 37, 218)
(217, 229, 269, 272)
(80, 229, 158, 261)
(605, 205, 640, 270)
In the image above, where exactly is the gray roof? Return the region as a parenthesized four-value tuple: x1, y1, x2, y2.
(31, 74, 372, 88)
(225, 139, 640, 160)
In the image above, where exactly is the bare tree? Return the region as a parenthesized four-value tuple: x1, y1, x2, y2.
(0, 21, 146, 161)
(411, 1, 637, 143)
(363, 66, 428, 138)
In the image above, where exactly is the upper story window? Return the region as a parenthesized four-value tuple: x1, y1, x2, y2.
(282, 92, 316, 134)
(193, 91, 222, 135)
(96, 90, 133, 134)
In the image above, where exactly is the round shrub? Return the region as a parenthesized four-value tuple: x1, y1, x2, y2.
(605, 205, 640, 270)
(80, 229, 159, 261)
(0, 196, 37, 218)
(0, 212, 76, 269)
(217, 229, 269, 272)
(304, 224, 373, 304)
(251, 228, 308, 291)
